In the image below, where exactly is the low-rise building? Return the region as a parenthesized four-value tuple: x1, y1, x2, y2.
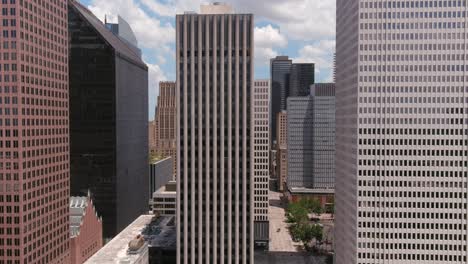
(149, 157, 173, 209)
(152, 181, 176, 217)
(85, 215, 176, 264)
(70, 194, 103, 264)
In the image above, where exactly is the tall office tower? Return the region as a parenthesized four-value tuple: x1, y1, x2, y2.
(289, 63, 315, 97)
(270, 56, 292, 143)
(287, 84, 335, 190)
(69, 1, 148, 239)
(276, 111, 288, 191)
(176, 3, 254, 263)
(154, 81, 177, 177)
(336, 1, 468, 263)
(253, 80, 270, 248)
(149, 120, 157, 155)
(0, 0, 70, 263)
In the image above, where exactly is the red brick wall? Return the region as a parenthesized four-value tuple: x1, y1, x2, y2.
(70, 198, 103, 264)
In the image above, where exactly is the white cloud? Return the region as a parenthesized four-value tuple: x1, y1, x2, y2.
(233, 0, 335, 41)
(254, 25, 287, 65)
(140, 0, 176, 17)
(294, 40, 335, 81)
(140, 0, 335, 41)
(88, 0, 175, 53)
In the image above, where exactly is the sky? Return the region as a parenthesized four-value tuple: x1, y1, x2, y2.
(79, 0, 336, 119)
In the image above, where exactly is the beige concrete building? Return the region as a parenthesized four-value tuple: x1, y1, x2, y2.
(176, 3, 254, 263)
(276, 111, 288, 192)
(152, 181, 177, 217)
(253, 80, 270, 248)
(336, 0, 468, 263)
(154, 81, 177, 177)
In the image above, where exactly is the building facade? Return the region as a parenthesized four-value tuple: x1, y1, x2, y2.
(276, 111, 288, 192)
(270, 56, 292, 143)
(70, 195, 103, 264)
(149, 157, 173, 207)
(176, 3, 254, 263)
(0, 0, 70, 263)
(149, 120, 157, 155)
(152, 181, 177, 217)
(69, 1, 148, 239)
(289, 63, 315, 97)
(154, 81, 177, 177)
(287, 84, 335, 190)
(336, 1, 468, 263)
(253, 80, 270, 248)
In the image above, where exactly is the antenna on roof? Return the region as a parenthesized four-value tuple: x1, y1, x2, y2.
(104, 14, 107, 24)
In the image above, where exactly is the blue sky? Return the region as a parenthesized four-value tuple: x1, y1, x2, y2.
(79, 0, 336, 119)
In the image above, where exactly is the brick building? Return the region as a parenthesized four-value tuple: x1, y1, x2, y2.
(70, 194, 103, 264)
(0, 0, 70, 263)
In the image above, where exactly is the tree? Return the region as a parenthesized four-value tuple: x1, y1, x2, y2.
(298, 223, 314, 248)
(325, 202, 335, 216)
(311, 224, 323, 242)
(286, 201, 308, 223)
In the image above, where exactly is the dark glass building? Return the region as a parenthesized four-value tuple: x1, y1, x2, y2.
(289, 63, 315, 97)
(68, 0, 149, 239)
(270, 56, 292, 143)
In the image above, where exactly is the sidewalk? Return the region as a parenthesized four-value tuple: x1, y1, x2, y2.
(269, 191, 302, 252)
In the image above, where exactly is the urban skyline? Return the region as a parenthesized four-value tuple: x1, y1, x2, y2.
(4, 0, 468, 263)
(77, 0, 336, 119)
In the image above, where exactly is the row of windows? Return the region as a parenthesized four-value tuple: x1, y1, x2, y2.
(361, 10, 468, 20)
(360, 0, 465, 9)
(359, 167, 467, 177)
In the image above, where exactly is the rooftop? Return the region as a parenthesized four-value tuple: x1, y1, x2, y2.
(153, 181, 176, 197)
(70, 196, 88, 237)
(149, 155, 172, 165)
(288, 187, 335, 195)
(144, 216, 176, 250)
(69, 0, 147, 69)
(85, 215, 153, 264)
(200, 2, 233, 14)
(85, 215, 176, 263)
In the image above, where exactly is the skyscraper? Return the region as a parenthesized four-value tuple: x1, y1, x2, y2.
(287, 84, 335, 190)
(0, 0, 70, 263)
(253, 80, 270, 248)
(336, 1, 468, 263)
(176, 3, 254, 263)
(289, 63, 315, 97)
(69, 1, 148, 239)
(276, 111, 288, 192)
(270, 56, 292, 143)
(154, 81, 177, 177)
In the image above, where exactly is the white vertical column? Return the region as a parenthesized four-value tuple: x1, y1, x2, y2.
(175, 15, 182, 264)
(189, 15, 196, 264)
(212, 15, 218, 264)
(220, 15, 226, 264)
(204, 14, 211, 264)
(227, 14, 233, 264)
(241, 15, 247, 264)
(197, 15, 203, 264)
(234, 14, 240, 264)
